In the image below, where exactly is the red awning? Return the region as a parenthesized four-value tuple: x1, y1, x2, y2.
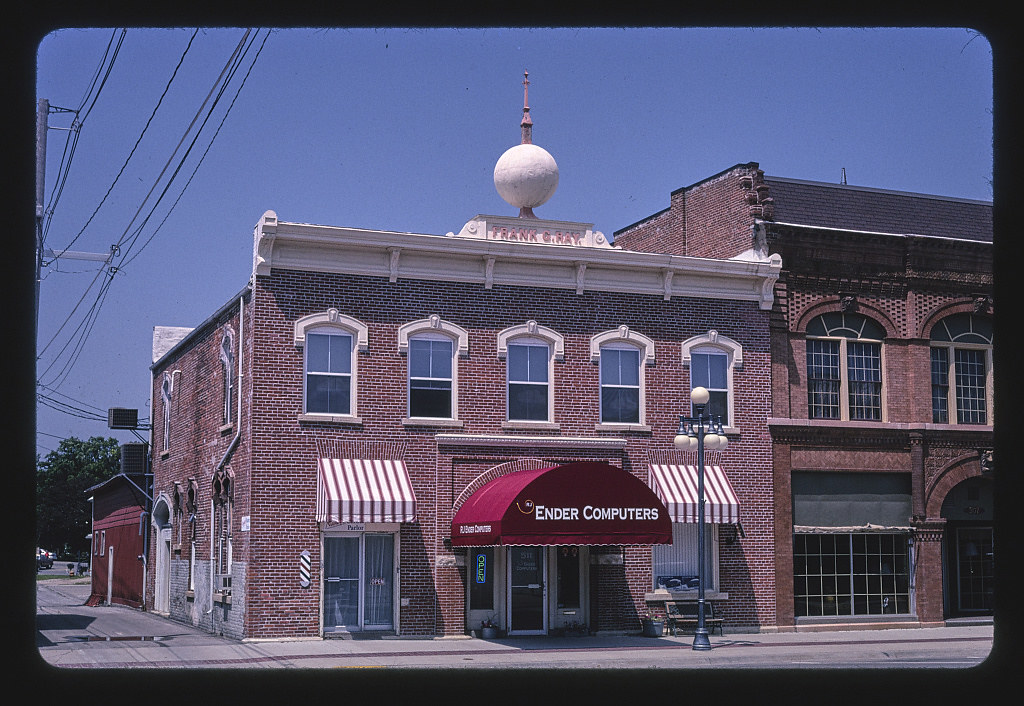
(451, 461, 671, 546)
(317, 459, 417, 523)
(648, 464, 740, 524)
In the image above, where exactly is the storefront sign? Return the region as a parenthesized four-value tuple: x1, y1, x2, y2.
(475, 553, 487, 584)
(533, 505, 660, 521)
(451, 462, 671, 547)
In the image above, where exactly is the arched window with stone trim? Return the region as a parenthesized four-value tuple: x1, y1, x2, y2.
(294, 309, 369, 419)
(591, 326, 655, 427)
(398, 315, 469, 422)
(805, 312, 886, 421)
(930, 313, 993, 425)
(680, 330, 743, 427)
(498, 321, 564, 424)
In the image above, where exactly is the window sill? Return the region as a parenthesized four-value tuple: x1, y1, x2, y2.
(594, 423, 651, 433)
(299, 413, 363, 425)
(213, 592, 232, 606)
(402, 417, 464, 428)
(219, 423, 234, 435)
(502, 421, 560, 431)
(186, 590, 194, 601)
(159, 450, 170, 459)
(645, 590, 729, 602)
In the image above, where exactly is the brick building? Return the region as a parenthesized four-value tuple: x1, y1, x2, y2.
(615, 163, 994, 630)
(145, 93, 782, 639)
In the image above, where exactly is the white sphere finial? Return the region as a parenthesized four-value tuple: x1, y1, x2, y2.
(495, 71, 558, 218)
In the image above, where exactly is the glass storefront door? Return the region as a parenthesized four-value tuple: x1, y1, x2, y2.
(956, 527, 994, 613)
(508, 546, 546, 634)
(324, 534, 394, 632)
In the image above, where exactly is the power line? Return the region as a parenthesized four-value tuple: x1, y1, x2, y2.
(53, 28, 199, 261)
(37, 29, 267, 395)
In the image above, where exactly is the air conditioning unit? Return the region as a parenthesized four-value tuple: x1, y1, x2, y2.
(120, 442, 149, 477)
(108, 407, 139, 429)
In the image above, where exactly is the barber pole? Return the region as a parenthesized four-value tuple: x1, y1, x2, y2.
(299, 550, 311, 588)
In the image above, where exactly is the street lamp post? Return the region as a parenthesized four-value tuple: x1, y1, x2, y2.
(673, 386, 728, 651)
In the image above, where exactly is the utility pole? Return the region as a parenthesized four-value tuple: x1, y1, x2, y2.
(34, 100, 115, 331)
(36, 98, 48, 332)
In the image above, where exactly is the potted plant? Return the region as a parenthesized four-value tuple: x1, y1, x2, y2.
(640, 611, 664, 638)
(480, 616, 500, 639)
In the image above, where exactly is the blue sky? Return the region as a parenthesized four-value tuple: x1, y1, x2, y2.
(32, 26, 993, 457)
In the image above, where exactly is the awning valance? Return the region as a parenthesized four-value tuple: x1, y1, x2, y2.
(648, 464, 740, 524)
(451, 461, 671, 547)
(317, 459, 417, 523)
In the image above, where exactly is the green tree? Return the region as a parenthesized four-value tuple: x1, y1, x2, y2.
(36, 436, 120, 558)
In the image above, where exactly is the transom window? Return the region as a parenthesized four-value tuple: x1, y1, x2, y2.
(930, 313, 992, 425)
(305, 330, 353, 415)
(409, 336, 454, 418)
(806, 313, 885, 421)
(507, 340, 551, 421)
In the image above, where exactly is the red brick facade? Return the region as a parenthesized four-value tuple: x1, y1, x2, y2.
(617, 163, 994, 630)
(149, 215, 779, 639)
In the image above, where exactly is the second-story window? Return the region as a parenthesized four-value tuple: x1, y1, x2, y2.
(508, 340, 551, 421)
(689, 350, 729, 422)
(220, 329, 235, 426)
(806, 312, 885, 421)
(930, 313, 992, 425)
(306, 330, 353, 415)
(409, 336, 454, 418)
(600, 344, 640, 424)
(161, 373, 173, 452)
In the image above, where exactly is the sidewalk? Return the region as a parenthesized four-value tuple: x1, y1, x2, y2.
(35, 576, 998, 670)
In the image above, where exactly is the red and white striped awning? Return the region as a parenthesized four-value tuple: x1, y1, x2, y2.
(648, 464, 740, 524)
(316, 459, 417, 524)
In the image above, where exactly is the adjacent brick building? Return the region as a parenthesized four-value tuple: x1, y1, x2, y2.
(616, 162, 994, 630)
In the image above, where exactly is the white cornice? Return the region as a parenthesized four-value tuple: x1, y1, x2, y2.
(253, 214, 782, 309)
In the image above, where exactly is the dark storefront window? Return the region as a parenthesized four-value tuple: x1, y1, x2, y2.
(794, 533, 910, 617)
(556, 546, 580, 609)
(469, 548, 494, 610)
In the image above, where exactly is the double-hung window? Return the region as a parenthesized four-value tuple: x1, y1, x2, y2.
(398, 315, 468, 424)
(806, 313, 885, 421)
(680, 330, 743, 428)
(590, 326, 654, 428)
(600, 345, 640, 424)
(306, 330, 353, 415)
(498, 321, 563, 425)
(507, 341, 551, 421)
(930, 313, 992, 425)
(690, 350, 729, 422)
(294, 309, 368, 420)
(409, 336, 454, 418)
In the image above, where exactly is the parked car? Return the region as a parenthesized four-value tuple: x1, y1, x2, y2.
(37, 549, 54, 570)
